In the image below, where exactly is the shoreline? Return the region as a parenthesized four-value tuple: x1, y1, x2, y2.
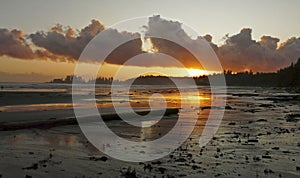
(0, 108, 179, 131)
(0, 86, 299, 177)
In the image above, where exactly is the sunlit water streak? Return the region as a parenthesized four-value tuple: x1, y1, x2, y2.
(0, 83, 216, 112)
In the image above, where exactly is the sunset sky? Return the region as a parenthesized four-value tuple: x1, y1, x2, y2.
(0, 0, 299, 82)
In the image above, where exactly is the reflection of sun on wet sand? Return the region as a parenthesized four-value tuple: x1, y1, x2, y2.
(0, 86, 299, 177)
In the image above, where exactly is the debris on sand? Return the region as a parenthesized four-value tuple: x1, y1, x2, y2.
(264, 169, 274, 174)
(286, 114, 300, 122)
(271, 147, 280, 150)
(258, 104, 275, 108)
(247, 139, 259, 143)
(200, 105, 233, 111)
(253, 156, 261, 162)
(89, 156, 108, 162)
(120, 167, 137, 178)
(262, 155, 272, 159)
(156, 167, 166, 174)
(256, 119, 267, 122)
(228, 122, 236, 125)
(22, 163, 38, 170)
(232, 93, 259, 97)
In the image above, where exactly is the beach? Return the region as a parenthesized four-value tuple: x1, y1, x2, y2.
(0, 84, 299, 177)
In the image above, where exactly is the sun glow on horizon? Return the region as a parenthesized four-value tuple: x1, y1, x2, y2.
(187, 68, 208, 77)
(0, 57, 219, 82)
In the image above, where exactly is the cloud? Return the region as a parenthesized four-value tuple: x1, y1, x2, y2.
(0, 16, 299, 72)
(202, 34, 218, 52)
(144, 15, 219, 70)
(217, 28, 298, 72)
(103, 33, 143, 65)
(144, 17, 299, 72)
(277, 37, 300, 64)
(28, 19, 143, 64)
(80, 19, 105, 37)
(259, 35, 279, 50)
(0, 28, 35, 59)
(217, 28, 286, 71)
(0, 28, 75, 62)
(29, 20, 105, 61)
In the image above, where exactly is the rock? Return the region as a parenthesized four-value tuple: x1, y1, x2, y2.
(247, 139, 259, 143)
(22, 163, 38, 170)
(264, 169, 274, 174)
(243, 109, 260, 113)
(271, 147, 280, 150)
(253, 156, 261, 162)
(192, 165, 200, 170)
(178, 174, 187, 177)
(143, 164, 152, 172)
(120, 167, 137, 178)
(232, 93, 259, 97)
(152, 161, 162, 165)
(157, 167, 166, 174)
(187, 153, 193, 158)
(225, 105, 234, 110)
(258, 104, 275, 108)
(286, 114, 300, 122)
(262, 155, 272, 159)
(175, 158, 186, 162)
(256, 119, 267, 122)
(215, 173, 222, 177)
(89, 156, 108, 162)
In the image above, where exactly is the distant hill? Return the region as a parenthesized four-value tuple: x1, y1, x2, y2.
(277, 58, 300, 87)
(130, 58, 300, 87)
(193, 57, 300, 87)
(50, 58, 300, 87)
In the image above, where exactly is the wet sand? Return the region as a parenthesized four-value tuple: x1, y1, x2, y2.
(0, 87, 299, 177)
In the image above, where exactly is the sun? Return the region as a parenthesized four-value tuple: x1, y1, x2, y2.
(187, 68, 207, 77)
